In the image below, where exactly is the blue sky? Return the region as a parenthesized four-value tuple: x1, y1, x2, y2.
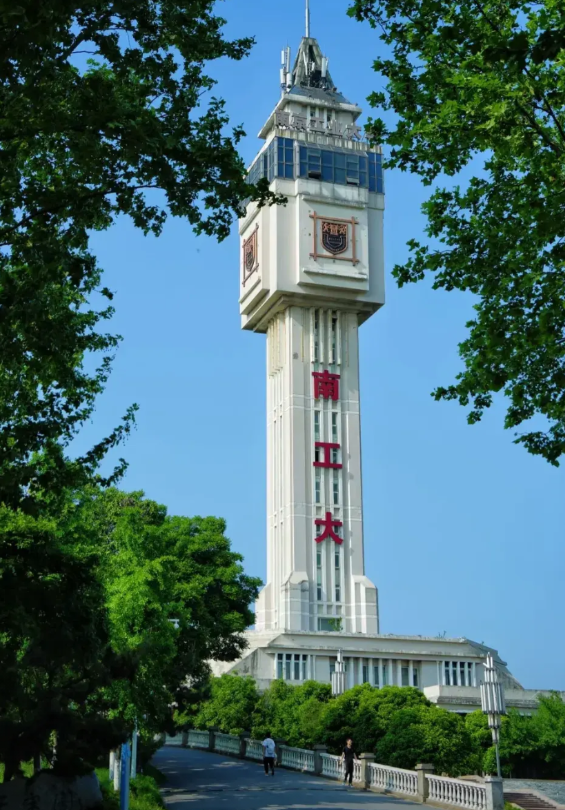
(80, 0, 564, 689)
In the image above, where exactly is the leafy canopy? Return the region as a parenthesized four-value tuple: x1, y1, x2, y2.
(0, 0, 279, 511)
(350, 0, 565, 464)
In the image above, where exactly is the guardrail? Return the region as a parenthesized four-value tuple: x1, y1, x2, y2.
(163, 732, 503, 810)
(280, 745, 315, 773)
(369, 762, 418, 796)
(427, 774, 487, 810)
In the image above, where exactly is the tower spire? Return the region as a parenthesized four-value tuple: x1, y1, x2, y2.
(305, 0, 310, 38)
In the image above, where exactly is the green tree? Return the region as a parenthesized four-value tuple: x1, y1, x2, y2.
(251, 680, 332, 748)
(64, 488, 262, 735)
(193, 675, 259, 735)
(376, 704, 475, 775)
(0, 0, 279, 512)
(350, 0, 565, 465)
(0, 508, 131, 780)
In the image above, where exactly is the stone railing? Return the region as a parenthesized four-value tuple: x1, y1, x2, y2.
(245, 740, 264, 761)
(369, 762, 418, 796)
(213, 732, 241, 756)
(427, 774, 487, 810)
(280, 745, 315, 773)
(164, 732, 503, 810)
(187, 730, 210, 749)
(320, 753, 342, 780)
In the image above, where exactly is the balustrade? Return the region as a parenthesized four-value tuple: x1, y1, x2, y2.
(427, 775, 487, 810)
(368, 762, 419, 795)
(214, 732, 241, 756)
(187, 730, 210, 749)
(245, 740, 264, 761)
(280, 746, 315, 772)
(320, 753, 343, 780)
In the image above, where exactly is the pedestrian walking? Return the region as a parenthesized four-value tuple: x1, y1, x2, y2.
(341, 738, 358, 786)
(262, 732, 276, 776)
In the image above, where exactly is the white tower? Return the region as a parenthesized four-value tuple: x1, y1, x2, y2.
(239, 16, 385, 635)
(213, 8, 530, 709)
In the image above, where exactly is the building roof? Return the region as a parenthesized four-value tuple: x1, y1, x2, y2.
(288, 36, 353, 107)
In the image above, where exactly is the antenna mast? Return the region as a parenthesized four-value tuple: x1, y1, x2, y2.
(305, 0, 311, 37)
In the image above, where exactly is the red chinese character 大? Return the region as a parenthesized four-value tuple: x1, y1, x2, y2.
(313, 370, 340, 401)
(315, 512, 343, 545)
(313, 442, 342, 469)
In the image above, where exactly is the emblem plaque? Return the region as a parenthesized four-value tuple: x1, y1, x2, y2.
(321, 221, 348, 256)
(242, 225, 259, 285)
(309, 212, 359, 266)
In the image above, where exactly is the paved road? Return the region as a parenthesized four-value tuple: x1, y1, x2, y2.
(154, 745, 420, 810)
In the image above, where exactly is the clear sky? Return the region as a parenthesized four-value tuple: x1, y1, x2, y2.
(79, 0, 564, 690)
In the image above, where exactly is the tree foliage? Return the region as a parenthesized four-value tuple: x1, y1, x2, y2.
(350, 0, 565, 464)
(0, 0, 279, 511)
(0, 508, 131, 780)
(64, 488, 262, 735)
(194, 675, 260, 735)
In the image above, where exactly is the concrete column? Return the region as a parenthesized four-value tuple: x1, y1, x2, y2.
(275, 739, 287, 767)
(181, 731, 188, 747)
(208, 728, 218, 752)
(388, 659, 393, 686)
(109, 751, 115, 781)
(397, 660, 403, 687)
(239, 732, 250, 759)
(442, 661, 446, 686)
(473, 661, 477, 687)
(416, 763, 434, 802)
(369, 659, 375, 686)
(360, 753, 375, 789)
(313, 745, 327, 776)
(485, 777, 504, 810)
(379, 659, 384, 688)
(113, 749, 121, 791)
(312, 654, 317, 680)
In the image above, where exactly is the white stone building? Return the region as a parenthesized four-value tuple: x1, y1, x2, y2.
(213, 12, 563, 715)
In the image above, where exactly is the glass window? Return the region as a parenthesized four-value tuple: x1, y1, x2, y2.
(401, 666, 410, 687)
(315, 470, 321, 504)
(331, 446, 339, 465)
(314, 411, 321, 442)
(333, 470, 339, 505)
(276, 137, 294, 179)
(330, 660, 336, 677)
(285, 654, 292, 681)
(294, 655, 300, 681)
(302, 655, 308, 681)
(460, 661, 466, 687)
(452, 661, 458, 686)
(332, 412, 338, 442)
(317, 548, 322, 601)
(331, 315, 338, 362)
(382, 663, 388, 686)
(468, 662, 473, 686)
(314, 310, 319, 362)
(363, 664, 369, 684)
(413, 667, 419, 688)
(374, 665, 380, 687)
(444, 662, 451, 686)
(277, 653, 283, 679)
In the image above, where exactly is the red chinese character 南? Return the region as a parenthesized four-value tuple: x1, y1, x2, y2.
(313, 442, 342, 469)
(313, 370, 340, 401)
(315, 512, 343, 545)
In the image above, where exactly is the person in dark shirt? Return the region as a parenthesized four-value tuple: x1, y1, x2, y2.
(341, 738, 358, 786)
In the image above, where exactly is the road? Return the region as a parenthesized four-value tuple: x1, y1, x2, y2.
(154, 745, 421, 810)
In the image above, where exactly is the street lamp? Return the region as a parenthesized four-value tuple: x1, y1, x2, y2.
(480, 653, 507, 778)
(331, 650, 346, 696)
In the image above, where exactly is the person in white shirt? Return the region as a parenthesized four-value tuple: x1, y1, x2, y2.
(262, 733, 276, 776)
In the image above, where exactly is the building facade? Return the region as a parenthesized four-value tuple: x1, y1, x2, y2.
(213, 14, 563, 715)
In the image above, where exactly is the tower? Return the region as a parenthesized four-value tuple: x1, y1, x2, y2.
(239, 15, 385, 635)
(212, 6, 532, 709)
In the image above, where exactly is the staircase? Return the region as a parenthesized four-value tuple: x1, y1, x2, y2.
(505, 792, 562, 810)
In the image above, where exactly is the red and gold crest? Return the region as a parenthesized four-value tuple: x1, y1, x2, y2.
(309, 212, 359, 265)
(321, 221, 348, 255)
(242, 225, 259, 284)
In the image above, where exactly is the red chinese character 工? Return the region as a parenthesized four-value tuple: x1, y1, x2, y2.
(313, 370, 340, 401)
(315, 512, 343, 545)
(313, 442, 342, 469)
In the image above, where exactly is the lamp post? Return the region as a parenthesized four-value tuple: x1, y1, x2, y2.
(331, 650, 346, 696)
(480, 653, 507, 778)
